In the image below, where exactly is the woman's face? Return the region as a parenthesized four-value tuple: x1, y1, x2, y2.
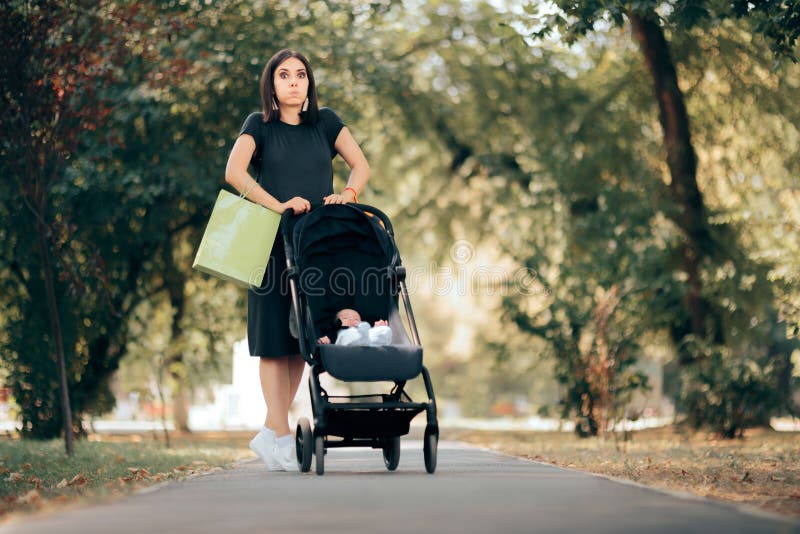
(273, 57, 309, 108)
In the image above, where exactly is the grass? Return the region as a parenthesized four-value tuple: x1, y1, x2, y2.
(0, 431, 252, 522)
(441, 426, 800, 518)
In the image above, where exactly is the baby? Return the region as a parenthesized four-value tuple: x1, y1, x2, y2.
(317, 308, 392, 346)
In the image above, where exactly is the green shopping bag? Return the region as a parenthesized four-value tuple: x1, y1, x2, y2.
(192, 185, 281, 288)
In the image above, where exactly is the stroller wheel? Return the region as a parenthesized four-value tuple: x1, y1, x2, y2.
(315, 433, 325, 476)
(296, 418, 312, 472)
(423, 425, 438, 474)
(382, 436, 401, 471)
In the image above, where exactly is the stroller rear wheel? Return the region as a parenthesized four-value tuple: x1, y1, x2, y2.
(382, 436, 401, 471)
(296, 418, 312, 473)
(315, 433, 325, 476)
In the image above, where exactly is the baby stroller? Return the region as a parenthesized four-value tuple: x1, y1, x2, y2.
(281, 203, 438, 475)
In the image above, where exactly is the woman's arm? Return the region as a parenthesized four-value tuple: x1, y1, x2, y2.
(225, 134, 310, 214)
(323, 127, 370, 204)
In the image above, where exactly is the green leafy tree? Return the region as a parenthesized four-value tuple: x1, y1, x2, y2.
(512, 1, 800, 434)
(527, 0, 797, 348)
(0, 0, 190, 445)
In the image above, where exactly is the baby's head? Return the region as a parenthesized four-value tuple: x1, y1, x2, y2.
(336, 308, 361, 328)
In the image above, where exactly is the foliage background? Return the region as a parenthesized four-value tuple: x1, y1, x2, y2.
(1, 0, 798, 438)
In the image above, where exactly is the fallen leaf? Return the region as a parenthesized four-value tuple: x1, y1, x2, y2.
(7, 473, 23, 483)
(97, 468, 103, 476)
(27, 475, 42, 488)
(128, 467, 150, 475)
(127, 468, 151, 481)
(18, 489, 41, 505)
(68, 474, 88, 486)
(56, 478, 68, 489)
(770, 475, 786, 482)
(20, 463, 32, 472)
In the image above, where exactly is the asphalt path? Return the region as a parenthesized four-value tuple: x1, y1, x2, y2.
(3, 440, 798, 534)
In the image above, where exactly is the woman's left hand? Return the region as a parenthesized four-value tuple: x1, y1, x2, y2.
(323, 190, 356, 205)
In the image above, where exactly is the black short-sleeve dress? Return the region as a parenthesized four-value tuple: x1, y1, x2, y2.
(238, 108, 345, 357)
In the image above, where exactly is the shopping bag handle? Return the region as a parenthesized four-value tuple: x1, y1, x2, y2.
(239, 179, 258, 200)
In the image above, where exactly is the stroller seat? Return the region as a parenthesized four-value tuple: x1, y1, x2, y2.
(318, 344, 423, 382)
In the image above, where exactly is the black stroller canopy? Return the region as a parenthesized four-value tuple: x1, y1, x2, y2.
(291, 204, 399, 339)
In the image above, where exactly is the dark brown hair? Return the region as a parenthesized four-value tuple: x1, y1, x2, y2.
(260, 49, 319, 124)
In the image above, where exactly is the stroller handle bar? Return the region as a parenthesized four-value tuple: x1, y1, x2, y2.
(280, 202, 395, 235)
(280, 201, 401, 277)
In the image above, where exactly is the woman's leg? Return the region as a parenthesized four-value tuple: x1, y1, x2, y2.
(260, 356, 292, 436)
(260, 354, 306, 435)
(287, 354, 306, 406)
(258, 355, 303, 471)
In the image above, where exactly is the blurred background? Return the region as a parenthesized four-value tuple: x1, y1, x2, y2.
(1, 0, 798, 442)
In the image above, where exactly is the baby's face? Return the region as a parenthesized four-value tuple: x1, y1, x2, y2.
(337, 309, 361, 327)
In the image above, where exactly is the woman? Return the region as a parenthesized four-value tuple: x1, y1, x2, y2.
(224, 49, 370, 471)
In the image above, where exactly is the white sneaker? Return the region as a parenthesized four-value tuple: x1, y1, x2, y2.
(273, 442, 299, 472)
(249, 431, 282, 471)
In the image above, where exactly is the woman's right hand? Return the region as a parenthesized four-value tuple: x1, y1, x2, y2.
(281, 196, 311, 215)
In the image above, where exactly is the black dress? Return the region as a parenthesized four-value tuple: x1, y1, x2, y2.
(238, 108, 345, 357)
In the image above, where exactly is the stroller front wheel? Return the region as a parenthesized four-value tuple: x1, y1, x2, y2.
(382, 436, 401, 471)
(424, 425, 438, 474)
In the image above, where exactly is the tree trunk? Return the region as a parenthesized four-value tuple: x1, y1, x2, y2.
(171, 390, 190, 433)
(155, 357, 171, 449)
(629, 10, 715, 348)
(166, 256, 191, 432)
(37, 223, 73, 455)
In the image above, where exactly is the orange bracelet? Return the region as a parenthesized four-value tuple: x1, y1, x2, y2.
(343, 187, 358, 203)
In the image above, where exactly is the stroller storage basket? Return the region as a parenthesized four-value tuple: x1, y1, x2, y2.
(321, 394, 425, 439)
(323, 407, 425, 439)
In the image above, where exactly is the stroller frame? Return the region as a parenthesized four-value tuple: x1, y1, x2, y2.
(280, 204, 438, 475)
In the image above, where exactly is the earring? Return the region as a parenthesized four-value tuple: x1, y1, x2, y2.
(302, 98, 309, 112)
(271, 98, 278, 111)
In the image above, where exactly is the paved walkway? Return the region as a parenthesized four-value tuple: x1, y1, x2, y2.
(3, 441, 797, 533)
